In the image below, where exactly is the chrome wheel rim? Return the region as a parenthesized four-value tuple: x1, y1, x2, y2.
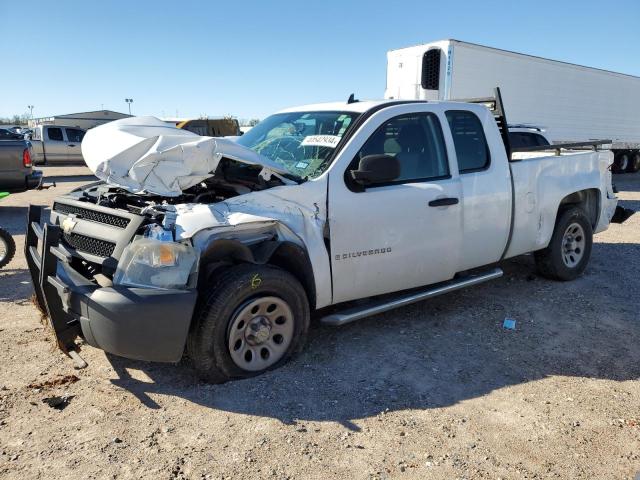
(562, 222, 586, 268)
(227, 296, 294, 371)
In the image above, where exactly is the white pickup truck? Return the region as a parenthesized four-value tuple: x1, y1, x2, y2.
(26, 91, 622, 382)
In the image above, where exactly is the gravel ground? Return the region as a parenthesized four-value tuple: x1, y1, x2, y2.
(0, 166, 639, 480)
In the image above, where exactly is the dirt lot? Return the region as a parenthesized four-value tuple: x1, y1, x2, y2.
(0, 166, 638, 479)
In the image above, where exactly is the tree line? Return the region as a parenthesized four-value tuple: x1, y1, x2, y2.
(0, 114, 30, 126)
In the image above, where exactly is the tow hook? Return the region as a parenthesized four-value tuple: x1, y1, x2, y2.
(37, 181, 57, 190)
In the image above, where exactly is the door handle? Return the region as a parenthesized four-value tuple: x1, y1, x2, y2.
(428, 197, 459, 207)
(68, 144, 76, 147)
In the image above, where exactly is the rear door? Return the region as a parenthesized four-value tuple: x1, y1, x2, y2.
(43, 126, 67, 162)
(328, 104, 463, 303)
(444, 108, 511, 271)
(64, 128, 85, 162)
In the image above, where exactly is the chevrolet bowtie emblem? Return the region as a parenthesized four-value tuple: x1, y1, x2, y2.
(62, 217, 77, 234)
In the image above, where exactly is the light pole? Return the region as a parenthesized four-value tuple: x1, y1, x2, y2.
(27, 105, 34, 119)
(125, 98, 133, 115)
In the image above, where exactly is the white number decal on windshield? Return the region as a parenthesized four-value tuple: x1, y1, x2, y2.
(301, 135, 341, 148)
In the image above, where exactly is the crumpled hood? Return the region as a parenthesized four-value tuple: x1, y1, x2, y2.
(81, 116, 290, 197)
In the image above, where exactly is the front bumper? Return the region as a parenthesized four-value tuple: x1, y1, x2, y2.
(25, 205, 198, 363)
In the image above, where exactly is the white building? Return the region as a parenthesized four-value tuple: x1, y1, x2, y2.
(29, 110, 131, 129)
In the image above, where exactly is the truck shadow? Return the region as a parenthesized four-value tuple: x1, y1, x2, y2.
(106, 240, 640, 430)
(43, 174, 96, 184)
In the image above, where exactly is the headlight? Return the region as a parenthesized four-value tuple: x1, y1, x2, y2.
(113, 238, 198, 290)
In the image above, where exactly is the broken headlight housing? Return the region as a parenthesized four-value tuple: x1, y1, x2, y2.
(113, 237, 198, 290)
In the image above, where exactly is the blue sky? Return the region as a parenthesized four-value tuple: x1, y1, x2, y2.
(1, 0, 639, 120)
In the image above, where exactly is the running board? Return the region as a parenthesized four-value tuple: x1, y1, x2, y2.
(320, 268, 503, 326)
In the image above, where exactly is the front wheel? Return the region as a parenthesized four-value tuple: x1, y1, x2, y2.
(534, 207, 593, 281)
(188, 264, 310, 383)
(0, 227, 16, 269)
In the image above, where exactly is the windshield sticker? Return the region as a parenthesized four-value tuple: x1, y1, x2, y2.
(295, 161, 309, 169)
(301, 135, 341, 148)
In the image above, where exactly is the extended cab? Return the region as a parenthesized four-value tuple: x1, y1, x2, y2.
(26, 91, 621, 382)
(30, 125, 86, 164)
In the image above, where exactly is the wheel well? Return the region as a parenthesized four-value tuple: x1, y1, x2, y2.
(198, 239, 317, 310)
(557, 188, 600, 228)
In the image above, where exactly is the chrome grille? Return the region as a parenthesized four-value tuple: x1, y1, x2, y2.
(53, 202, 130, 229)
(63, 232, 116, 257)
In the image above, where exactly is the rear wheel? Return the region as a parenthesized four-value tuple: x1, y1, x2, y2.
(534, 207, 593, 281)
(188, 264, 310, 383)
(627, 152, 640, 173)
(0, 227, 16, 269)
(613, 152, 629, 173)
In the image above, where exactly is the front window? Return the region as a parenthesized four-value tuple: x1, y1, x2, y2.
(236, 111, 358, 179)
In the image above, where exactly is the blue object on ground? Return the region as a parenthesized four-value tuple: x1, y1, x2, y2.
(503, 318, 516, 330)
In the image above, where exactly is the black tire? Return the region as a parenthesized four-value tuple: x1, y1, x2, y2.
(626, 152, 640, 173)
(612, 153, 629, 174)
(534, 207, 593, 281)
(0, 227, 16, 269)
(187, 264, 310, 383)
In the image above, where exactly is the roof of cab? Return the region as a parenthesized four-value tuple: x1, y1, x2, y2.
(276, 99, 486, 115)
(277, 100, 392, 114)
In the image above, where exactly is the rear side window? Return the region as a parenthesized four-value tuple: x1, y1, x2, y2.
(445, 111, 490, 173)
(47, 127, 64, 141)
(65, 128, 85, 143)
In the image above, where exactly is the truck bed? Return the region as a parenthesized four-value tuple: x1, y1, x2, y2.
(506, 149, 616, 258)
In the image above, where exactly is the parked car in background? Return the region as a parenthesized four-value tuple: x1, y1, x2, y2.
(0, 139, 42, 192)
(0, 127, 24, 140)
(508, 125, 551, 149)
(30, 124, 86, 164)
(163, 118, 241, 137)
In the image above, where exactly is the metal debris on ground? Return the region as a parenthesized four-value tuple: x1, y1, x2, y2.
(42, 394, 74, 410)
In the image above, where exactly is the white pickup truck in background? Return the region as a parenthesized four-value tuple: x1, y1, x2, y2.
(26, 90, 625, 382)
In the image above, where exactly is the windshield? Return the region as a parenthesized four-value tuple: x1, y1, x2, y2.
(235, 111, 358, 179)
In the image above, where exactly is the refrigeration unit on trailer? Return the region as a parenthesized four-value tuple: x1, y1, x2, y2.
(385, 39, 640, 173)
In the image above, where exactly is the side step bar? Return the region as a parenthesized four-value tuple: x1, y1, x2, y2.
(320, 267, 503, 326)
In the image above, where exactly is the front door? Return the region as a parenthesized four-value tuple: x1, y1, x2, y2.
(329, 109, 463, 304)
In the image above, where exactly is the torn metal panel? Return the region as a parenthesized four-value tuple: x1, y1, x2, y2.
(81, 116, 290, 197)
(175, 179, 333, 308)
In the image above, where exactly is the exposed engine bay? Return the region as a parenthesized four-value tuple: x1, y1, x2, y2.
(71, 158, 286, 218)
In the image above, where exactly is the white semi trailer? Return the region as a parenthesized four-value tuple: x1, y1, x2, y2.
(385, 39, 640, 173)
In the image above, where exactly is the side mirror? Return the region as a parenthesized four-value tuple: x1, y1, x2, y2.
(350, 154, 400, 185)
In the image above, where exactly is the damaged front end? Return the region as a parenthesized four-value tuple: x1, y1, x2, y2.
(25, 197, 199, 363)
(25, 116, 331, 364)
(24, 156, 298, 362)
